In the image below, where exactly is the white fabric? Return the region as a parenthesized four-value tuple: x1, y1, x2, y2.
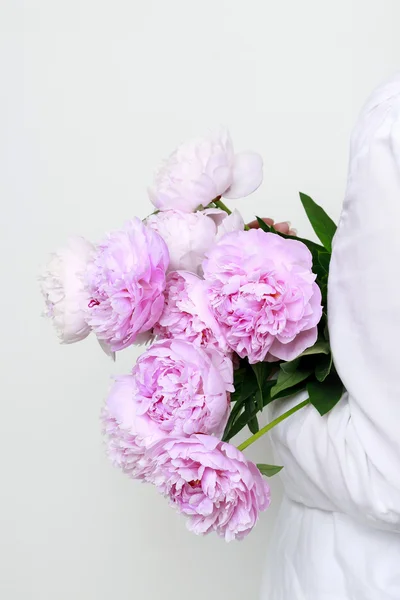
(261, 73, 400, 599)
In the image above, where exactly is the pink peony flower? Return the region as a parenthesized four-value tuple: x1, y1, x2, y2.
(203, 229, 323, 363)
(101, 377, 162, 480)
(39, 236, 94, 343)
(104, 338, 233, 447)
(127, 339, 233, 438)
(146, 208, 244, 275)
(149, 130, 263, 212)
(153, 271, 227, 352)
(147, 434, 271, 541)
(102, 408, 150, 480)
(146, 210, 217, 275)
(85, 218, 169, 351)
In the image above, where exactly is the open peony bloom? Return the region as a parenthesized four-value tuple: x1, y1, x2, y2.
(85, 218, 169, 351)
(146, 208, 244, 275)
(102, 406, 154, 481)
(148, 130, 263, 212)
(104, 338, 233, 444)
(153, 271, 228, 352)
(39, 236, 94, 344)
(146, 210, 217, 275)
(147, 434, 271, 541)
(102, 376, 164, 480)
(126, 339, 233, 438)
(203, 229, 323, 363)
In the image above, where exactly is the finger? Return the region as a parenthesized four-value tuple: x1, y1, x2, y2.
(247, 217, 274, 229)
(273, 221, 291, 234)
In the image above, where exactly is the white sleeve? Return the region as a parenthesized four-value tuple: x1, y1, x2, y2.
(269, 72, 400, 531)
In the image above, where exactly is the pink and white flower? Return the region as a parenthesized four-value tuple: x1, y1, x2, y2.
(39, 236, 94, 344)
(147, 434, 271, 541)
(116, 339, 233, 439)
(102, 406, 153, 481)
(140, 339, 234, 435)
(153, 271, 227, 351)
(146, 210, 217, 275)
(146, 208, 244, 275)
(149, 130, 263, 213)
(85, 218, 169, 351)
(203, 229, 323, 363)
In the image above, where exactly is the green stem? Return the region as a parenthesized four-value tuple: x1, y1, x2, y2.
(237, 399, 310, 452)
(214, 198, 232, 215)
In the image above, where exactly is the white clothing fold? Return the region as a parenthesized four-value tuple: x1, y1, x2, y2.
(261, 73, 400, 599)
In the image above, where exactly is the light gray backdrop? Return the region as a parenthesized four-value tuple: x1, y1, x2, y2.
(1, 1, 400, 599)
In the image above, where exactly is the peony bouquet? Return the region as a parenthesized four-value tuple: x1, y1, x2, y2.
(40, 130, 344, 541)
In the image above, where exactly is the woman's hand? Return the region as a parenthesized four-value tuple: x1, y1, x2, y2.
(247, 218, 297, 236)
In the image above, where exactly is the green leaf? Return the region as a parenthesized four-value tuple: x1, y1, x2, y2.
(271, 366, 313, 398)
(251, 363, 275, 412)
(223, 391, 255, 439)
(318, 251, 331, 274)
(298, 340, 330, 357)
(248, 414, 259, 434)
(223, 406, 248, 441)
(223, 364, 258, 440)
(231, 364, 258, 405)
(299, 192, 337, 253)
(280, 358, 300, 374)
(231, 366, 246, 393)
(223, 364, 277, 441)
(315, 353, 333, 382)
(256, 216, 271, 232)
(261, 380, 277, 406)
(240, 370, 259, 403)
(254, 388, 263, 412)
(319, 282, 328, 307)
(307, 371, 344, 416)
(245, 388, 260, 434)
(272, 380, 311, 400)
(251, 362, 274, 386)
(225, 405, 259, 440)
(223, 394, 247, 437)
(257, 463, 284, 477)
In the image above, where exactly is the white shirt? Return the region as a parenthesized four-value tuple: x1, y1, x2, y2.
(261, 73, 400, 600)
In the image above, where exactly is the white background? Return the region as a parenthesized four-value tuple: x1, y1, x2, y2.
(1, 1, 400, 599)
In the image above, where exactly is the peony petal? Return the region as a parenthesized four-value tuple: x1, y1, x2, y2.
(153, 270, 229, 353)
(146, 210, 217, 275)
(215, 210, 245, 241)
(223, 152, 263, 199)
(146, 435, 271, 540)
(39, 236, 94, 344)
(85, 218, 169, 351)
(203, 229, 322, 364)
(268, 326, 318, 361)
